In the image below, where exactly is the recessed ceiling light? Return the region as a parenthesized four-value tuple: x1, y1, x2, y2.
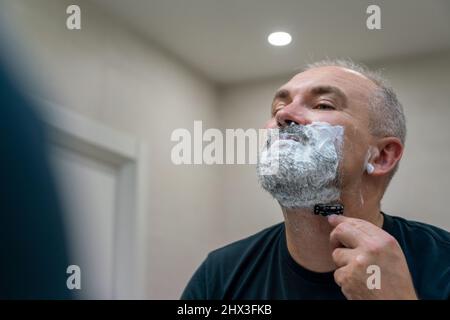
(267, 31, 292, 46)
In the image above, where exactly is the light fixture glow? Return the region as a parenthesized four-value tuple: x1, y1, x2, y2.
(267, 31, 292, 46)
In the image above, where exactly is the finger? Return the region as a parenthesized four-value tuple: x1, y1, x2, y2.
(327, 214, 348, 227)
(331, 247, 353, 268)
(330, 221, 364, 249)
(333, 265, 351, 288)
(328, 214, 384, 240)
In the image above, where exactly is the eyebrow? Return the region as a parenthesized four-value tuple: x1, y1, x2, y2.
(273, 88, 290, 101)
(272, 85, 347, 103)
(310, 85, 347, 104)
(271, 89, 291, 113)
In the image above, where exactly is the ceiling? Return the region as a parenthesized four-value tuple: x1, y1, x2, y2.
(92, 0, 450, 85)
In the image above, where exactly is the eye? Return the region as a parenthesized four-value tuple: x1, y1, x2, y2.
(315, 103, 335, 110)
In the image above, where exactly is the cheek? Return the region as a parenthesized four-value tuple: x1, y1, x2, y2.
(339, 125, 370, 176)
(313, 113, 337, 123)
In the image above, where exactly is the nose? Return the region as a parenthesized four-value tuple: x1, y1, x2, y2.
(274, 104, 312, 128)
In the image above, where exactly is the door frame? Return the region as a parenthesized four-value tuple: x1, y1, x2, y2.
(36, 98, 148, 299)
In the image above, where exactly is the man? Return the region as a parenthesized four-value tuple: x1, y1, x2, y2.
(181, 59, 450, 300)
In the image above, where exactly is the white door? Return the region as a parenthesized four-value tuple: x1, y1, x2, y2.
(41, 102, 148, 299)
(51, 145, 118, 299)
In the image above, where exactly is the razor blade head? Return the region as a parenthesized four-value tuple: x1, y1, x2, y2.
(313, 203, 344, 216)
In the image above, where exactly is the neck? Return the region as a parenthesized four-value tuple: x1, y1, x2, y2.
(282, 189, 383, 273)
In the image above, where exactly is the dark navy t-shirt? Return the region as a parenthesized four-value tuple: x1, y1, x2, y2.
(181, 213, 450, 299)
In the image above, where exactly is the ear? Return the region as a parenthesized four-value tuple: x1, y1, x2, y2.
(370, 137, 404, 176)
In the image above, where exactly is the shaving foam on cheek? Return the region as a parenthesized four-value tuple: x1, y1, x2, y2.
(257, 121, 345, 209)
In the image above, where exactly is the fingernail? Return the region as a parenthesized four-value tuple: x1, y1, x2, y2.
(327, 214, 337, 221)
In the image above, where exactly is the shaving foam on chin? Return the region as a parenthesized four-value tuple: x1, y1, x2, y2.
(257, 121, 344, 209)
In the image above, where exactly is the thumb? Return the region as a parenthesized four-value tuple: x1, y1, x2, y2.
(327, 214, 347, 227)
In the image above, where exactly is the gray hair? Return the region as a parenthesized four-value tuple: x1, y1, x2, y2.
(305, 59, 406, 145)
(305, 59, 406, 180)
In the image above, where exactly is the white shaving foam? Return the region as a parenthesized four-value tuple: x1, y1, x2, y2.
(257, 122, 344, 209)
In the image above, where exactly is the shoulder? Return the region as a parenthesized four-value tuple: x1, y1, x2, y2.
(181, 222, 284, 299)
(383, 213, 450, 299)
(384, 213, 450, 247)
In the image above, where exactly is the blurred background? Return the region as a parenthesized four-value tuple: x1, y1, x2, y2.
(0, 0, 449, 299)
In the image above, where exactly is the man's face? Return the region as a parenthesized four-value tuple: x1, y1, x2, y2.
(264, 66, 377, 194)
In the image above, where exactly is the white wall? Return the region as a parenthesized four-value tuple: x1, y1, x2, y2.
(218, 53, 450, 243)
(2, 0, 225, 299)
(377, 54, 450, 230)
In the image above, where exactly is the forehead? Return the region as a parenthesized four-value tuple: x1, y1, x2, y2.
(282, 66, 377, 104)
